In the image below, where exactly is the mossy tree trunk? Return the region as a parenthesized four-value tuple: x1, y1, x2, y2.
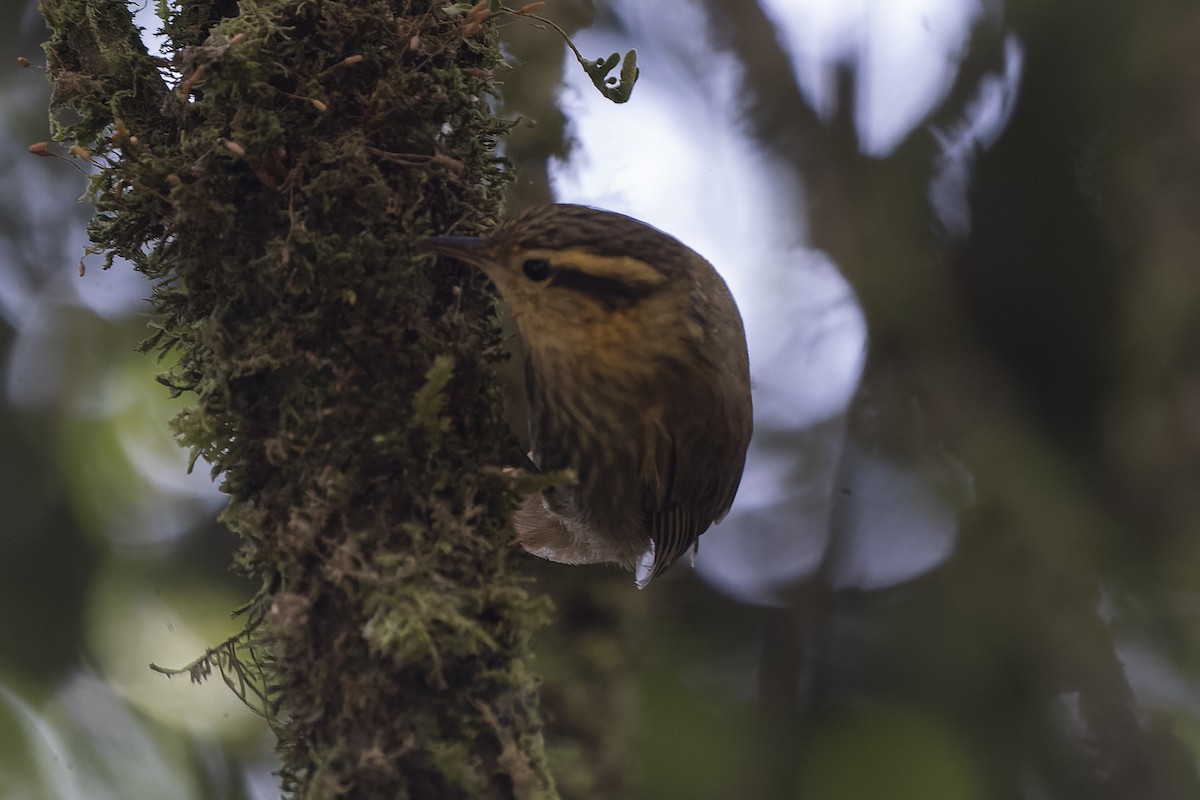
(41, 1, 555, 797)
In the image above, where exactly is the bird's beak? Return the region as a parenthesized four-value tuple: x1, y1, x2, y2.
(419, 236, 493, 270)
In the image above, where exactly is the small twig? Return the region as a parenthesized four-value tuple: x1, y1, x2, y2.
(499, 5, 640, 103)
(443, 2, 640, 103)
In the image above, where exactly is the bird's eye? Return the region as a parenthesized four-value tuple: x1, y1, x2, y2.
(522, 258, 552, 282)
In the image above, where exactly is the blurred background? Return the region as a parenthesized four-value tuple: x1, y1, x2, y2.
(3, 0, 1200, 798)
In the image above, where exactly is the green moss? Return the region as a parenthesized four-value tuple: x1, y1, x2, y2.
(42, 0, 555, 796)
(411, 354, 456, 434)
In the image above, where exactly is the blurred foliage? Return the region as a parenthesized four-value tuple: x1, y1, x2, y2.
(2, 0, 1200, 798)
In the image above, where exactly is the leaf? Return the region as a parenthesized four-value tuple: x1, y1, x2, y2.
(578, 48, 639, 104)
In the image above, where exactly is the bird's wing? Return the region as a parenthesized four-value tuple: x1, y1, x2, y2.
(640, 378, 748, 582)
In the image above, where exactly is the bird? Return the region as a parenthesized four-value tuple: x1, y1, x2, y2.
(422, 204, 752, 586)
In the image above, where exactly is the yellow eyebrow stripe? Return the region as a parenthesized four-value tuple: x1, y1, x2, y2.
(534, 248, 667, 288)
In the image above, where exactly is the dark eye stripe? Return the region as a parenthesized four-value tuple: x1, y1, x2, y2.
(548, 268, 652, 305)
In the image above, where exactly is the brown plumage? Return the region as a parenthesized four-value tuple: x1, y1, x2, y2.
(423, 204, 752, 586)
